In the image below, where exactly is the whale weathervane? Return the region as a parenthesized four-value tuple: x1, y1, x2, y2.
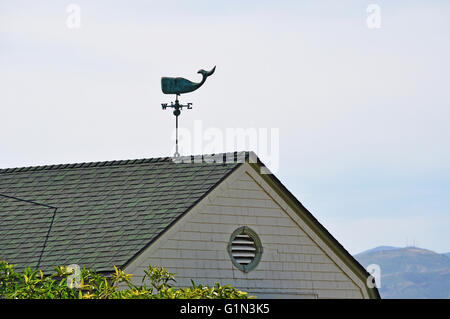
(161, 66, 215, 95)
(160, 66, 216, 158)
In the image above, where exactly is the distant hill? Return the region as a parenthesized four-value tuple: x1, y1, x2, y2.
(354, 246, 450, 298)
(443, 252, 450, 258)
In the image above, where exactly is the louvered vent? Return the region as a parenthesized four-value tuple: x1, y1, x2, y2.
(228, 226, 263, 272)
(230, 233, 257, 265)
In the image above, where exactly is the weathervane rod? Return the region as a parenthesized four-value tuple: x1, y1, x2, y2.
(175, 111, 179, 157)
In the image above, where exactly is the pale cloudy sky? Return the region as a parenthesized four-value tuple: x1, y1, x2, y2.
(1, 1, 449, 254)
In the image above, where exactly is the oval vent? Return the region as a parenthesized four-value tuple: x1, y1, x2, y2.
(228, 226, 263, 272)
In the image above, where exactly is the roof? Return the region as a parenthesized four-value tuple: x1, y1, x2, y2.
(0, 152, 244, 272)
(0, 151, 379, 298)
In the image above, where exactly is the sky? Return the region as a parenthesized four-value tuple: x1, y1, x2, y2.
(1, 0, 449, 255)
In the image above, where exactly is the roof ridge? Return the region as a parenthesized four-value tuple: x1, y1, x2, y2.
(0, 156, 171, 174)
(0, 151, 256, 174)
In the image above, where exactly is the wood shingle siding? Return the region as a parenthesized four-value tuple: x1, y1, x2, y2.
(125, 163, 367, 299)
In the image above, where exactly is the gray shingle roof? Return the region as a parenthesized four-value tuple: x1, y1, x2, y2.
(0, 153, 245, 272)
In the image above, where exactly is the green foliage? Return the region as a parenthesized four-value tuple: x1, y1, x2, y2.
(0, 260, 251, 299)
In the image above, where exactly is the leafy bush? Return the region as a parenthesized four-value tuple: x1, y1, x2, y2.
(0, 260, 251, 299)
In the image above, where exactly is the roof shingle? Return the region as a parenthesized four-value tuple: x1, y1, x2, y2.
(0, 153, 246, 272)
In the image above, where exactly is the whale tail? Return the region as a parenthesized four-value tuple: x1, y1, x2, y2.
(198, 66, 216, 77)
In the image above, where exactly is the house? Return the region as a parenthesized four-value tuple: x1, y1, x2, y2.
(0, 151, 379, 298)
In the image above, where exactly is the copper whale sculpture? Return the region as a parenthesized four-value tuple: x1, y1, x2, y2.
(161, 66, 216, 95)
